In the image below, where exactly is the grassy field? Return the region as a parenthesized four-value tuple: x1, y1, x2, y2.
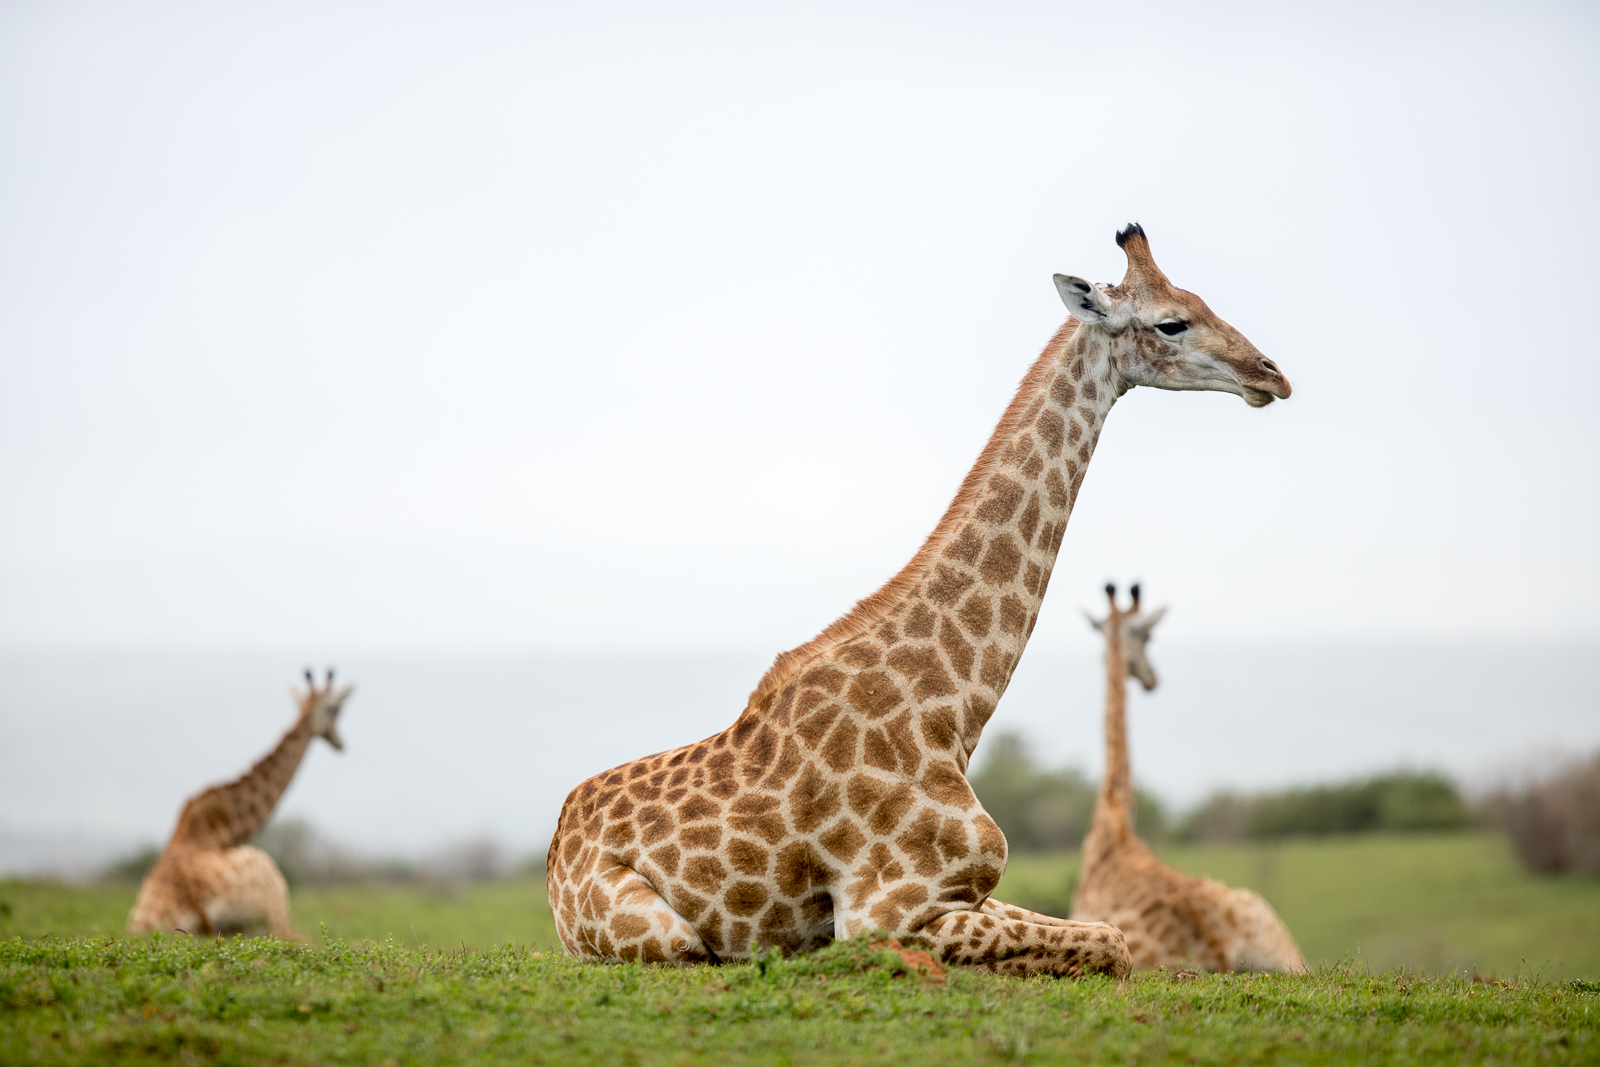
(0, 879, 562, 955)
(4, 832, 1598, 979)
(3, 831, 1599, 1064)
(3, 933, 1596, 1065)
(996, 832, 1600, 981)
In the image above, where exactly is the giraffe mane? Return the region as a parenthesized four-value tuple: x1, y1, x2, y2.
(740, 317, 1082, 717)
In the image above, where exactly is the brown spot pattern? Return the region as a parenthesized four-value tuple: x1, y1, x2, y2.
(545, 315, 1140, 978)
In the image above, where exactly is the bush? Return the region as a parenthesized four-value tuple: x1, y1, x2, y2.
(1180, 772, 1474, 842)
(251, 820, 426, 886)
(1482, 752, 1600, 876)
(99, 845, 161, 884)
(1179, 793, 1254, 843)
(969, 732, 1169, 851)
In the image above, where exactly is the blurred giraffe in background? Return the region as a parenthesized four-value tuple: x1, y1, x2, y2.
(1071, 584, 1306, 972)
(546, 225, 1291, 977)
(128, 670, 352, 938)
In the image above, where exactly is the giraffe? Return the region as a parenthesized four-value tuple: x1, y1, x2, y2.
(128, 669, 352, 937)
(1071, 584, 1307, 973)
(546, 224, 1291, 977)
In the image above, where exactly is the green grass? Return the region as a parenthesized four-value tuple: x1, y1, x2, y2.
(5, 832, 1599, 979)
(3, 832, 1599, 1063)
(996, 832, 1600, 981)
(3, 933, 1597, 1065)
(0, 879, 562, 955)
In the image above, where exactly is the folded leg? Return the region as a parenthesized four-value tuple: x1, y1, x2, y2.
(916, 907, 1131, 978)
(980, 897, 1077, 927)
(565, 864, 714, 964)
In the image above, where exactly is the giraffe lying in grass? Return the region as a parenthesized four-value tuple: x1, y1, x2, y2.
(546, 224, 1291, 977)
(128, 670, 352, 938)
(1071, 585, 1306, 973)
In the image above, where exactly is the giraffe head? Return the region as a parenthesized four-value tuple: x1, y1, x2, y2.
(1053, 224, 1291, 408)
(296, 668, 353, 751)
(1087, 583, 1166, 691)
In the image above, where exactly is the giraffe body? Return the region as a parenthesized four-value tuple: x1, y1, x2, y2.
(547, 225, 1290, 976)
(1070, 587, 1306, 973)
(129, 671, 351, 937)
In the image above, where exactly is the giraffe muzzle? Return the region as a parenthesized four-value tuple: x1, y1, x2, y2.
(1251, 359, 1292, 402)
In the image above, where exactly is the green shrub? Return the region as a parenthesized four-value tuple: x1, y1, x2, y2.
(99, 845, 161, 884)
(1181, 772, 1474, 841)
(969, 731, 1169, 850)
(1483, 752, 1600, 876)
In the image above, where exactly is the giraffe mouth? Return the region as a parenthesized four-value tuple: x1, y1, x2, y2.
(1239, 374, 1291, 407)
(1231, 356, 1290, 407)
(1246, 367, 1292, 406)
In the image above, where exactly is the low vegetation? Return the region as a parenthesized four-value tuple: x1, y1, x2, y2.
(969, 732, 1170, 848)
(3, 932, 1596, 1065)
(1180, 771, 1474, 842)
(967, 732, 1478, 851)
(1483, 752, 1600, 876)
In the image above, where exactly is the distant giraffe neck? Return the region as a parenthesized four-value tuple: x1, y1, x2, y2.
(1093, 618, 1135, 841)
(748, 317, 1124, 765)
(174, 711, 318, 849)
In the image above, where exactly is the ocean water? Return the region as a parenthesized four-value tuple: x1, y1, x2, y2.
(2, 643, 1596, 876)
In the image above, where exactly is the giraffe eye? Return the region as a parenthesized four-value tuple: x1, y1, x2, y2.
(1155, 320, 1188, 337)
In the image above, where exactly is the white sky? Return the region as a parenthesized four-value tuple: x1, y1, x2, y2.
(2, 0, 1598, 655)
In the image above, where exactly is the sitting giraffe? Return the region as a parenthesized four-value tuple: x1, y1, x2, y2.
(1071, 584, 1306, 973)
(546, 224, 1292, 976)
(128, 670, 352, 937)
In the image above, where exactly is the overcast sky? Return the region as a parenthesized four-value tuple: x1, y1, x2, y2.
(2, 0, 1597, 655)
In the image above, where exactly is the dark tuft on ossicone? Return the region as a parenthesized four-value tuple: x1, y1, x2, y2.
(1104, 582, 1117, 598)
(1114, 222, 1146, 248)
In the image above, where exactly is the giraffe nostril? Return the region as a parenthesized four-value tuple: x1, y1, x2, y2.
(1259, 359, 1280, 376)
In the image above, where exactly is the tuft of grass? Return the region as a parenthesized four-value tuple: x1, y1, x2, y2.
(1, 934, 1595, 1065)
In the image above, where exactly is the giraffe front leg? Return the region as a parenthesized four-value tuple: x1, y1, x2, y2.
(561, 863, 715, 965)
(980, 897, 1078, 927)
(914, 907, 1132, 979)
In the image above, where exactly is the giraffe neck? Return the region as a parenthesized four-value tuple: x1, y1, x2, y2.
(747, 317, 1125, 769)
(175, 710, 319, 848)
(228, 713, 318, 841)
(1092, 621, 1135, 841)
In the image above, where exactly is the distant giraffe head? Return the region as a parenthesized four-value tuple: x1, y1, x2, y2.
(296, 668, 353, 751)
(1088, 583, 1166, 691)
(1054, 224, 1291, 408)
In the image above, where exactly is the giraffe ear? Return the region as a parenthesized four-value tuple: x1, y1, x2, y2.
(1129, 607, 1167, 638)
(1054, 274, 1113, 324)
(1084, 610, 1107, 634)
